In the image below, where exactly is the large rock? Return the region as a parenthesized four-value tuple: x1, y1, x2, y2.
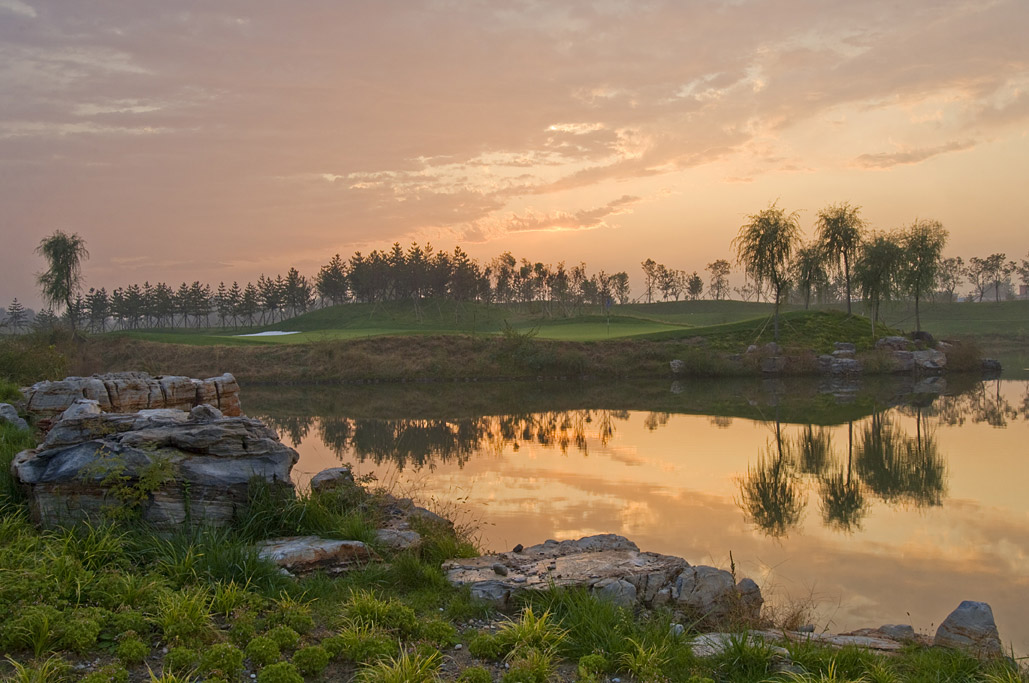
(443, 534, 761, 624)
(912, 349, 947, 371)
(22, 372, 242, 417)
(11, 405, 298, 529)
(934, 601, 1003, 658)
(876, 336, 911, 351)
(257, 536, 376, 576)
(0, 403, 29, 431)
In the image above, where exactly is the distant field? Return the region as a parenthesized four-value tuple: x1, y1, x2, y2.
(106, 298, 1028, 347)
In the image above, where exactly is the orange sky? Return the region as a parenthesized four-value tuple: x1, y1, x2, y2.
(2, 1, 1028, 308)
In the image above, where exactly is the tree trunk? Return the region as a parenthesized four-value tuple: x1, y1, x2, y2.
(843, 251, 852, 315)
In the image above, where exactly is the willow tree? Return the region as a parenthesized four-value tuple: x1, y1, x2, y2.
(815, 202, 865, 314)
(899, 219, 947, 332)
(853, 232, 903, 337)
(733, 203, 801, 341)
(35, 230, 89, 333)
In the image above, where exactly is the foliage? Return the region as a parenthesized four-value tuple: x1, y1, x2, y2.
(255, 661, 303, 683)
(324, 623, 397, 663)
(163, 647, 199, 675)
(244, 636, 281, 667)
(264, 626, 301, 652)
(355, 649, 442, 683)
(35, 230, 89, 323)
(115, 633, 150, 665)
(733, 202, 802, 340)
(342, 589, 419, 636)
(456, 667, 493, 683)
(899, 219, 948, 331)
(199, 643, 244, 680)
(291, 645, 330, 676)
(815, 202, 866, 314)
(853, 232, 905, 337)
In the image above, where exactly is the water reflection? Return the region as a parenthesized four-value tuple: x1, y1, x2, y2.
(246, 377, 1029, 655)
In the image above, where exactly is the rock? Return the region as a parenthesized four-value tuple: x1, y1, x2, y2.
(831, 349, 855, 359)
(669, 359, 686, 374)
(492, 563, 509, 576)
(0, 403, 29, 431)
(512, 544, 524, 553)
(891, 351, 915, 372)
(736, 578, 764, 621)
(912, 376, 946, 394)
(670, 623, 685, 637)
(760, 356, 785, 374)
(374, 528, 422, 552)
(593, 578, 637, 608)
(310, 467, 356, 495)
(934, 601, 1003, 658)
(833, 342, 856, 353)
(762, 342, 782, 355)
(59, 399, 102, 421)
(257, 536, 376, 575)
(828, 358, 862, 375)
(878, 624, 916, 642)
(689, 632, 790, 658)
(876, 336, 911, 351)
(981, 358, 1003, 373)
(11, 406, 298, 529)
(745, 345, 759, 354)
(443, 534, 760, 620)
(911, 330, 935, 346)
(912, 349, 947, 371)
(188, 404, 223, 422)
(22, 372, 242, 418)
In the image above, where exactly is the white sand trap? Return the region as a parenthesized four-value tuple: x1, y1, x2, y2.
(235, 330, 302, 337)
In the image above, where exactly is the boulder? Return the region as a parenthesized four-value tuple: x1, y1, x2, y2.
(934, 601, 1003, 658)
(374, 528, 422, 552)
(890, 351, 915, 372)
(669, 359, 686, 374)
(833, 342, 857, 354)
(443, 534, 761, 625)
(912, 349, 947, 371)
(22, 372, 242, 417)
(11, 405, 298, 529)
(0, 403, 29, 431)
(876, 336, 911, 351)
(257, 536, 376, 575)
(878, 624, 917, 642)
(760, 356, 785, 374)
(310, 466, 356, 494)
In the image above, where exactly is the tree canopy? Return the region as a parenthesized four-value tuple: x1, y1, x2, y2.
(733, 202, 801, 341)
(815, 202, 865, 314)
(35, 231, 89, 331)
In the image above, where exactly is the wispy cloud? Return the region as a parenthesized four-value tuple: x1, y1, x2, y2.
(854, 140, 976, 168)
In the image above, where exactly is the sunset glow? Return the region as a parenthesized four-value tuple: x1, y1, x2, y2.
(2, 1, 1027, 305)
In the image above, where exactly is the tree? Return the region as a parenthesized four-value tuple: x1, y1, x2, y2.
(792, 242, 828, 309)
(686, 272, 704, 300)
(936, 256, 964, 303)
(966, 253, 1015, 302)
(640, 259, 659, 303)
(706, 260, 730, 300)
(898, 219, 947, 332)
(815, 202, 865, 314)
(4, 299, 28, 333)
(1017, 252, 1029, 297)
(853, 231, 904, 337)
(35, 230, 89, 332)
(733, 202, 801, 341)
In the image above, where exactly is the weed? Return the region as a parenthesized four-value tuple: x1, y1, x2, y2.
(468, 631, 506, 661)
(163, 647, 199, 675)
(496, 606, 566, 658)
(156, 587, 213, 646)
(617, 637, 667, 682)
(342, 589, 418, 637)
(417, 618, 458, 647)
(324, 623, 398, 663)
(355, 649, 442, 683)
(503, 647, 557, 683)
(456, 667, 493, 683)
(269, 591, 315, 634)
(264, 625, 301, 652)
(708, 632, 776, 682)
(80, 664, 129, 683)
(2, 654, 71, 683)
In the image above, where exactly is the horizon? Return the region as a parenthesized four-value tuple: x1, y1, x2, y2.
(2, 1, 1028, 308)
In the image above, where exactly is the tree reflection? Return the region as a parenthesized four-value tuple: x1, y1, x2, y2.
(856, 408, 945, 507)
(797, 425, 832, 475)
(738, 417, 806, 538)
(818, 421, 867, 532)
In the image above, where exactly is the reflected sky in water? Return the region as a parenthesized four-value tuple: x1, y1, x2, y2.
(259, 379, 1029, 654)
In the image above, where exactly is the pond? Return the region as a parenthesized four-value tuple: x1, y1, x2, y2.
(247, 375, 1029, 653)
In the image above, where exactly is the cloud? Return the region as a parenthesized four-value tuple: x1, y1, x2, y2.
(854, 140, 976, 168)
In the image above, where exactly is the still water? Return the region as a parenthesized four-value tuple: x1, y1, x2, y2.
(247, 377, 1029, 652)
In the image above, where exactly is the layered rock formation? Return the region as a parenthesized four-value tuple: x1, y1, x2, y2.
(11, 400, 297, 528)
(444, 534, 762, 624)
(21, 372, 241, 417)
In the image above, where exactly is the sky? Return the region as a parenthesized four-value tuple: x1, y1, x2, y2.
(2, 0, 1028, 308)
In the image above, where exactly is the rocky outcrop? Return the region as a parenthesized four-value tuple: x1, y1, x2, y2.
(0, 403, 29, 431)
(11, 401, 297, 529)
(21, 372, 241, 417)
(443, 534, 761, 625)
(256, 536, 376, 576)
(934, 601, 1003, 658)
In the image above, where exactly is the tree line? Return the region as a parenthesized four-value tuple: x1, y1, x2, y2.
(4, 220, 1028, 335)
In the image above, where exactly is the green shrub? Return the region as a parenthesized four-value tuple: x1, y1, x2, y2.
(116, 632, 150, 665)
(59, 609, 104, 654)
(163, 646, 199, 675)
(342, 590, 418, 636)
(256, 661, 304, 683)
(327, 624, 397, 663)
(270, 592, 315, 634)
(418, 619, 457, 646)
(468, 631, 506, 660)
(199, 642, 245, 680)
(457, 667, 493, 683)
(356, 650, 442, 683)
(292, 645, 331, 676)
(156, 586, 213, 645)
(81, 664, 129, 683)
(577, 653, 609, 675)
(245, 635, 282, 667)
(265, 625, 301, 652)
(228, 611, 258, 647)
(107, 609, 151, 639)
(2, 654, 71, 683)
